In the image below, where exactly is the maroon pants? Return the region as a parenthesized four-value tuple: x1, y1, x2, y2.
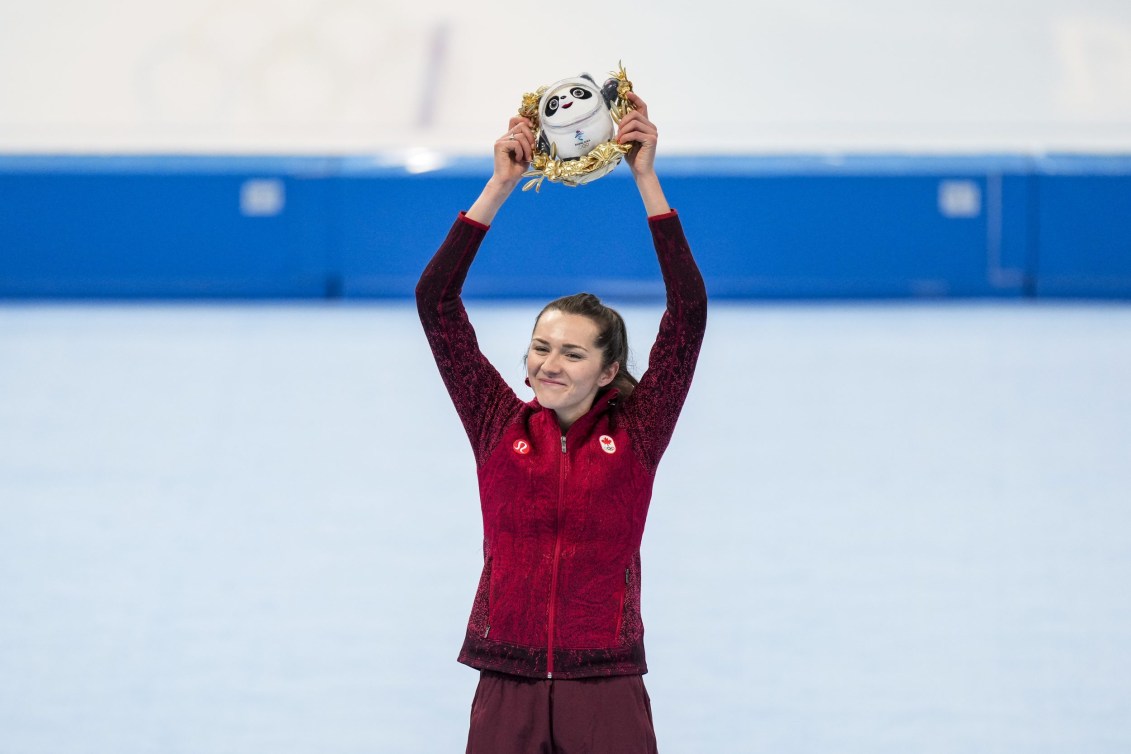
(465, 670, 659, 754)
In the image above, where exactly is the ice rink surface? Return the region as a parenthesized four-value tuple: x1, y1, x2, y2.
(1, 301, 1129, 753)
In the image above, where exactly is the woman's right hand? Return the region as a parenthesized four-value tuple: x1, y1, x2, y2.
(491, 116, 535, 188)
(467, 116, 536, 225)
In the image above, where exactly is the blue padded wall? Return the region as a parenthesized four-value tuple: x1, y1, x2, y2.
(1032, 156, 1131, 298)
(339, 156, 1035, 300)
(0, 154, 1128, 299)
(0, 157, 335, 298)
(339, 161, 672, 300)
(659, 157, 1033, 298)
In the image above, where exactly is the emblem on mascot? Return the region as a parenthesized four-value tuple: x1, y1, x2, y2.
(599, 435, 617, 454)
(517, 62, 635, 191)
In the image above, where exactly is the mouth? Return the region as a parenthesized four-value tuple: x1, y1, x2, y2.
(561, 102, 572, 109)
(539, 378, 566, 387)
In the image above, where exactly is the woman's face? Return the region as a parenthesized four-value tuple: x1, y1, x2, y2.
(527, 309, 618, 429)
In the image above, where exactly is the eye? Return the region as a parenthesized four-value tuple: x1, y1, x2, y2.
(544, 97, 559, 116)
(570, 87, 592, 99)
(532, 344, 549, 353)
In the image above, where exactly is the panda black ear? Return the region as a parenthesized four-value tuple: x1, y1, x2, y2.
(601, 79, 619, 108)
(580, 73, 598, 87)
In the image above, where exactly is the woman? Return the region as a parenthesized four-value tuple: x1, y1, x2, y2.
(416, 91, 707, 753)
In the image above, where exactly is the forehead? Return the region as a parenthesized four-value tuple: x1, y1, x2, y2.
(532, 310, 600, 347)
(548, 81, 594, 98)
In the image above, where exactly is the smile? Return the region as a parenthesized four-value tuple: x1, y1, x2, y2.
(561, 102, 572, 109)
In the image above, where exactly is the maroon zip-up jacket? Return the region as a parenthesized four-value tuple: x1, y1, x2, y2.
(416, 209, 707, 680)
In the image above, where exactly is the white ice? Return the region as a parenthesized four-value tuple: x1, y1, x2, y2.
(1, 301, 1130, 753)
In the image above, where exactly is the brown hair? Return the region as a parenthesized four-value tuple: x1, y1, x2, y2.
(534, 293, 638, 398)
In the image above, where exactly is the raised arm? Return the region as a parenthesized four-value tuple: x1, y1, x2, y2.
(415, 118, 536, 465)
(617, 93, 709, 472)
(617, 91, 671, 217)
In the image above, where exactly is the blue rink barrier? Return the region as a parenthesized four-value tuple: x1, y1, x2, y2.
(1, 154, 1129, 299)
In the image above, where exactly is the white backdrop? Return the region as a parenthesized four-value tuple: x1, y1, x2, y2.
(1, 0, 1130, 153)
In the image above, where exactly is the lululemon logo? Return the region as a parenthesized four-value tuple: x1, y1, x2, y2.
(513, 439, 531, 455)
(599, 435, 616, 454)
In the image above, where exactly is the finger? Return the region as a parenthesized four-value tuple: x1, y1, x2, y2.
(498, 132, 520, 158)
(508, 117, 535, 148)
(617, 111, 654, 136)
(514, 134, 531, 164)
(510, 124, 533, 149)
(625, 91, 648, 117)
(617, 124, 657, 145)
(502, 122, 535, 154)
(509, 128, 530, 161)
(496, 135, 520, 159)
(509, 128, 533, 163)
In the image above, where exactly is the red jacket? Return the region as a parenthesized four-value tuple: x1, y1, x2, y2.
(416, 210, 707, 679)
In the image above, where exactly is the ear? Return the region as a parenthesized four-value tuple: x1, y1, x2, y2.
(601, 78, 619, 108)
(598, 361, 619, 387)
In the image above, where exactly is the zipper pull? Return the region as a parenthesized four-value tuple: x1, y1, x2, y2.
(484, 625, 491, 638)
(626, 568, 630, 584)
(561, 436, 567, 454)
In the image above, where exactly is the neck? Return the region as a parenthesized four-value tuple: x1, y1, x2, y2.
(555, 406, 587, 432)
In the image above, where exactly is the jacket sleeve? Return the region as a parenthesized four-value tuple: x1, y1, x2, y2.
(623, 210, 708, 474)
(416, 213, 523, 466)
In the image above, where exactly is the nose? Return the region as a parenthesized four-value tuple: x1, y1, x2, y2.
(541, 352, 562, 374)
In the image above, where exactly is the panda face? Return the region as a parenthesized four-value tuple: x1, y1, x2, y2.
(535, 74, 616, 161)
(542, 83, 600, 124)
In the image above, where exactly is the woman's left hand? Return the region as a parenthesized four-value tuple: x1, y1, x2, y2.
(492, 116, 536, 188)
(616, 91, 658, 179)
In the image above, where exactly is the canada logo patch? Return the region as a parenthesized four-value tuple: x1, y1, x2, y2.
(599, 435, 616, 454)
(512, 439, 531, 455)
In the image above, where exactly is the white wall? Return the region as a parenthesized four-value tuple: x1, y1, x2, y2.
(2, 0, 1130, 154)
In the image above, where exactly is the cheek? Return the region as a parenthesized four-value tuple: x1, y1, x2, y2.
(583, 366, 606, 387)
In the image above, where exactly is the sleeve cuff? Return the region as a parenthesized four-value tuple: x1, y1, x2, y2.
(458, 211, 491, 232)
(647, 208, 678, 223)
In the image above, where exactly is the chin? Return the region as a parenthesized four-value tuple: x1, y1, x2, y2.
(534, 391, 563, 409)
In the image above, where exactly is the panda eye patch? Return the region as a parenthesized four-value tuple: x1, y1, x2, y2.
(545, 97, 559, 116)
(570, 87, 592, 99)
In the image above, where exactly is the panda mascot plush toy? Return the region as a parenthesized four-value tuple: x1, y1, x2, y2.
(520, 64, 633, 190)
(536, 74, 620, 161)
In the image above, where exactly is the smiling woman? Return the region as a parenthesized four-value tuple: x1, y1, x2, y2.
(526, 309, 618, 430)
(415, 91, 707, 753)
(525, 292, 637, 429)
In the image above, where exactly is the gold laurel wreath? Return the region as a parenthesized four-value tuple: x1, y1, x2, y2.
(518, 61, 635, 192)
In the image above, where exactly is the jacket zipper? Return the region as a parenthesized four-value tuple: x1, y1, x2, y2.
(614, 566, 630, 641)
(483, 556, 493, 638)
(546, 432, 568, 678)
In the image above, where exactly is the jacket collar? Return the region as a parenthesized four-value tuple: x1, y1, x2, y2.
(529, 387, 620, 435)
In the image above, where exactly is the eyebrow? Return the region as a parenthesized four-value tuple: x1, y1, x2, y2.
(532, 337, 590, 352)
